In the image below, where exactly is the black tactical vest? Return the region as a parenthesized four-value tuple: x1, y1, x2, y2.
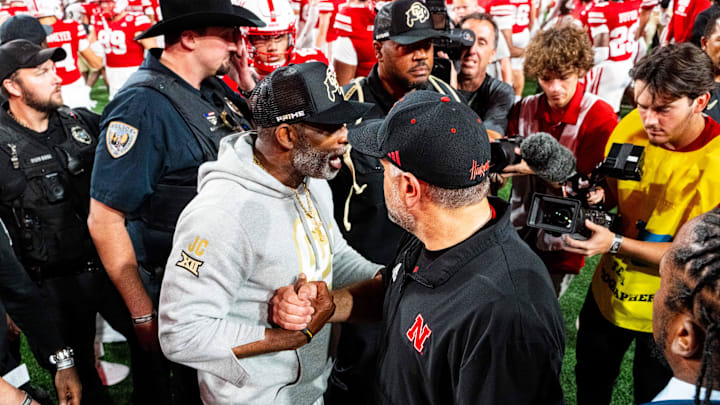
(0, 108, 97, 267)
(121, 68, 252, 266)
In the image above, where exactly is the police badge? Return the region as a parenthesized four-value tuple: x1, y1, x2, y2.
(71, 126, 92, 145)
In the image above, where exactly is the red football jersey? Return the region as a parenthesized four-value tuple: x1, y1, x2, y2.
(640, 0, 658, 9)
(47, 20, 88, 85)
(318, 0, 343, 42)
(572, 0, 594, 23)
(294, 0, 314, 28)
(93, 14, 152, 68)
(488, 0, 533, 33)
(151, 0, 160, 20)
(587, 0, 641, 62)
(290, 47, 328, 65)
(126, 0, 155, 18)
(83, 3, 102, 24)
(333, 2, 376, 77)
(665, 0, 711, 43)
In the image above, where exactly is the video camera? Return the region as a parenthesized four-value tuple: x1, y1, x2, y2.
(489, 137, 523, 173)
(424, 0, 475, 85)
(526, 143, 645, 240)
(425, 0, 476, 60)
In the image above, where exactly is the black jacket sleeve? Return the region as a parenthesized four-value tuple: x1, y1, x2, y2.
(0, 221, 65, 370)
(482, 78, 515, 136)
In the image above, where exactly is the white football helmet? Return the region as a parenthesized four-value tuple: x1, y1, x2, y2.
(25, 0, 62, 18)
(238, 0, 296, 76)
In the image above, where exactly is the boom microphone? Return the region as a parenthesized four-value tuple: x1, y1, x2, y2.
(520, 132, 577, 183)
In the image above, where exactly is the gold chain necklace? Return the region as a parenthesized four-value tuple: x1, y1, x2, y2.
(293, 182, 314, 219)
(293, 182, 326, 242)
(253, 152, 265, 170)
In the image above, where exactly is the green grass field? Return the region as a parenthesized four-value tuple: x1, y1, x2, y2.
(16, 78, 639, 404)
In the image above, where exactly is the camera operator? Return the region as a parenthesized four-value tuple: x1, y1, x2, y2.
(456, 13, 515, 140)
(504, 25, 617, 296)
(452, 0, 513, 85)
(562, 43, 720, 404)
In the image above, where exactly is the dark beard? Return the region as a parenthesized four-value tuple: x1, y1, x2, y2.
(396, 63, 430, 92)
(399, 75, 428, 93)
(215, 61, 231, 76)
(24, 90, 62, 113)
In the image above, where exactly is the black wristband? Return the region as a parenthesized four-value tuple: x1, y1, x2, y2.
(301, 328, 313, 343)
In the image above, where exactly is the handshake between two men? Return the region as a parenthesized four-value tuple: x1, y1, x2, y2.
(269, 273, 337, 343)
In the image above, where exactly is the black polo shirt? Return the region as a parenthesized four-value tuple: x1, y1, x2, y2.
(376, 197, 566, 405)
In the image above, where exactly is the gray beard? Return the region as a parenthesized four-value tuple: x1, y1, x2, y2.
(386, 180, 416, 233)
(291, 131, 340, 180)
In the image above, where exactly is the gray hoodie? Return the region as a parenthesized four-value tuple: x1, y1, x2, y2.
(158, 132, 380, 405)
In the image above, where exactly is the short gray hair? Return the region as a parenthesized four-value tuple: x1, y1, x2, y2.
(387, 164, 489, 209)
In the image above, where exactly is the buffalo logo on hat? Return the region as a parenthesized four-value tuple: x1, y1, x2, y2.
(324, 67, 342, 102)
(405, 2, 429, 28)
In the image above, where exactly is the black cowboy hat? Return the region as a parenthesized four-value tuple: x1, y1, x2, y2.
(135, 0, 265, 40)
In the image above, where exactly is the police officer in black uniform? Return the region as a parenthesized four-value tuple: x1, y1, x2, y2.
(0, 39, 143, 404)
(87, 0, 263, 403)
(327, 1, 462, 403)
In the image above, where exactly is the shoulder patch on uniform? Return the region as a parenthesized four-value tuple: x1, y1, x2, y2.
(106, 121, 138, 158)
(71, 126, 92, 145)
(176, 250, 203, 278)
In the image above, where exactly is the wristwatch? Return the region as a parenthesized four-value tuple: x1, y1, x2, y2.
(49, 347, 75, 371)
(20, 391, 33, 405)
(609, 233, 624, 254)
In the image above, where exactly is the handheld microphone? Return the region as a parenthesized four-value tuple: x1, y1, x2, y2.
(520, 132, 577, 183)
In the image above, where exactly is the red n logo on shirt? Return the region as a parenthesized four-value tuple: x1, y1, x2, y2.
(406, 314, 432, 353)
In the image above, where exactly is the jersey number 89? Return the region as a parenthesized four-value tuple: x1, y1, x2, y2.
(98, 30, 128, 56)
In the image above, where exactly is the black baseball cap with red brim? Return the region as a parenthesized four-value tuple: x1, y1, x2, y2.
(348, 91, 491, 189)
